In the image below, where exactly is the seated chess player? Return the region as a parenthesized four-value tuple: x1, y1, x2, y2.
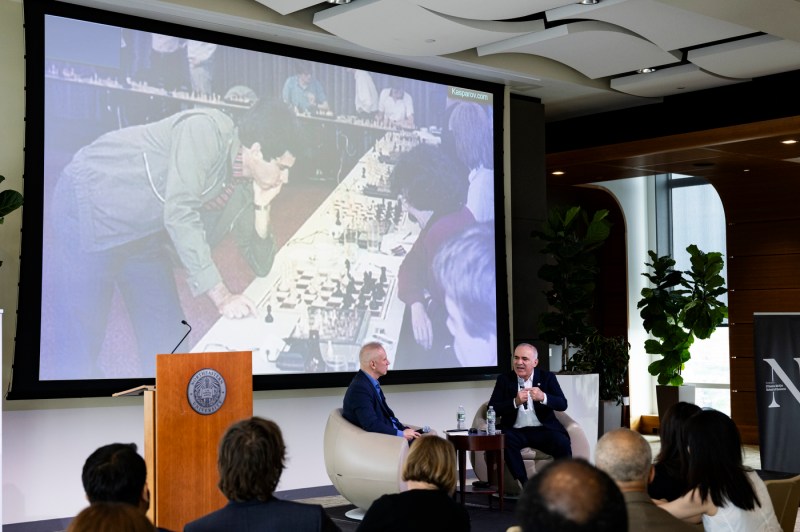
(342, 342, 424, 442)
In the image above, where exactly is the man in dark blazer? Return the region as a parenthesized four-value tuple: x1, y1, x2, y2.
(184, 417, 339, 532)
(342, 342, 422, 441)
(488, 343, 572, 486)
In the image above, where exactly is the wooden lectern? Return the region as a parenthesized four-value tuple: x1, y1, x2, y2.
(116, 351, 252, 532)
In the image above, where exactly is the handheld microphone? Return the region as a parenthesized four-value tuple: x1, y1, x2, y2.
(171, 320, 192, 354)
(417, 425, 431, 434)
(518, 377, 528, 409)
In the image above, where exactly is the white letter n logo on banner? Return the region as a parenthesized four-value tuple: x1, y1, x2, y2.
(762, 358, 800, 408)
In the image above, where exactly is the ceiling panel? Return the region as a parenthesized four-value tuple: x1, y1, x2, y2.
(254, 0, 321, 16)
(314, 0, 543, 56)
(477, 21, 681, 79)
(546, 0, 755, 52)
(415, 0, 574, 21)
(610, 63, 746, 97)
(688, 34, 800, 79)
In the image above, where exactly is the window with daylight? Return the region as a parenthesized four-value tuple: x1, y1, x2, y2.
(661, 174, 730, 415)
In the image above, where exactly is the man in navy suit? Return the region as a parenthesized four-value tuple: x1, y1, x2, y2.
(184, 417, 338, 532)
(342, 342, 422, 442)
(488, 343, 572, 487)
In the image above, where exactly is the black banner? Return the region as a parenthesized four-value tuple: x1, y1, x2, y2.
(754, 313, 800, 474)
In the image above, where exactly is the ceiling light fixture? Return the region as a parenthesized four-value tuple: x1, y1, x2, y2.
(781, 139, 798, 144)
(327, 0, 352, 4)
(578, 0, 599, 4)
(552, 171, 565, 176)
(637, 67, 656, 74)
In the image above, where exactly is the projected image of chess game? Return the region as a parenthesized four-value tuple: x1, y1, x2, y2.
(32, 12, 501, 383)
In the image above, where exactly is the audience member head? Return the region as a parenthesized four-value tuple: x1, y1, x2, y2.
(595, 428, 653, 489)
(517, 458, 627, 532)
(391, 144, 467, 220)
(433, 223, 496, 366)
(68, 502, 155, 532)
(402, 436, 458, 495)
(655, 401, 701, 474)
(358, 341, 390, 378)
(217, 417, 286, 502)
(685, 409, 759, 511)
(82, 443, 148, 511)
(446, 101, 493, 171)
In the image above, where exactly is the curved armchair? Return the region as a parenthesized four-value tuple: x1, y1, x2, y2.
(765, 474, 800, 532)
(323, 408, 409, 518)
(469, 401, 590, 495)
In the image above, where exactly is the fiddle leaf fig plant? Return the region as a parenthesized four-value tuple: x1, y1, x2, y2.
(533, 206, 611, 368)
(0, 174, 24, 267)
(0, 174, 23, 224)
(637, 244, 728, 386)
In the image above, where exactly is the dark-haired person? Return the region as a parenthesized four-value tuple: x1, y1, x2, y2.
(392, 143, 473, 369)
(68, 502, 156, 532)
(432, 223, 496, 367)
(489, 343, 571, 489)
(81, 443, 168, 531)
(517, 458, 628, 532)
(357, 436, 469, 531)
(379, 82, 414, 129)
(45, 99, 299, 378)
(184, 417, 339, 532)
(660, 409, 781, 530)
(648, 401, 701, 501)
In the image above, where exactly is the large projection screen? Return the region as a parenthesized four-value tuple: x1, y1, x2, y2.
(10, 0, 509, 399)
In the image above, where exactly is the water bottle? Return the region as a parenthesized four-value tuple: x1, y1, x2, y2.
(457, 405, 466, 430)
(486, 405, 496, 435)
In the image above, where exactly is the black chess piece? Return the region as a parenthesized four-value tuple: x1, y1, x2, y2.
(380, 266, 388, 286)
(264, 304, 274, 323)
(332, 280, 343, 298)
(342, 291, 354, 309)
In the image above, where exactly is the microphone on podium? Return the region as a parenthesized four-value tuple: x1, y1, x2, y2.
(170, 320, 192, 354)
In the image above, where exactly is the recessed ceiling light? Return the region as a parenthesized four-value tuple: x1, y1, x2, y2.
(637, 68, 656, 74)
(579, 0, 599, 4)
(781, 139, 798, 144)
(327, 0, 351, 4)
(552, 171, 565, 176)
(743, 169, 750, 172)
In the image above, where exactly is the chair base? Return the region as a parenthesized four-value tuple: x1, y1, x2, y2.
(345, 508, 367, 520)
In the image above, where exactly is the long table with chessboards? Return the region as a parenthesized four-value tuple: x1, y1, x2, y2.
(193, 128, 437, 374)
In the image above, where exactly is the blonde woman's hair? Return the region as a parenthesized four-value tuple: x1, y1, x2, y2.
(402, 436, 457, 494)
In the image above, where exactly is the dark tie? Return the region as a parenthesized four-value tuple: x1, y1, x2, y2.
(376, 384, 403, 430)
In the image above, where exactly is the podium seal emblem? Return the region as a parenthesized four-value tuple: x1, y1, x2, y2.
(187, 368, 227, 415)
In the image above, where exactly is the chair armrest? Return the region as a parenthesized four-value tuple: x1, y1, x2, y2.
(556, 410, 591, 460)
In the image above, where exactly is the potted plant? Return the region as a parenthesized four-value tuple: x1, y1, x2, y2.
(566, 333, 630, 436)
(0, 174, 24, 267)
(533, 205, 611, 369)
(637, 244, 728, 417)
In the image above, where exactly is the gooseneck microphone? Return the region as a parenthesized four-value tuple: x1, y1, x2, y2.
(171, 320, 192, 354)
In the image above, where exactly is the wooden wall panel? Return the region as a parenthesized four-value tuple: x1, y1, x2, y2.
(730, 357, 758, 392)
(729, 323, 754, 358)
(727, 254, 800, 290)
(727, 219, 800, 257)
(728, 289, 800, 323)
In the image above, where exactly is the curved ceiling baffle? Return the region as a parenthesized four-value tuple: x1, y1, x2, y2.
(476, 21, 682, 80)
(76, 0, 800, 121)
(312, 0, 545, 57)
